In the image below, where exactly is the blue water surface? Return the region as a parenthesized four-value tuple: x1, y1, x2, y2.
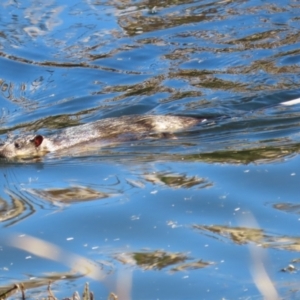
(1, 0, 300, 299)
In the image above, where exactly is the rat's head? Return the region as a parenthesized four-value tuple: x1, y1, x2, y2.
(0, 135, 46, 158)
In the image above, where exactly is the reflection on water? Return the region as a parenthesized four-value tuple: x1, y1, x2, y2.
(23, 1, 64, 38)
(116, 250, 212, 272)
(194, 224, 300, 252)
(180, 142, 300, 164)
(0, 190, 34, 227)
(273, 202, 300, 214)
(194, 224, 265, 245)
(27, 185, 110, 203)
(144, 171, 212, 188)
(0, 193, 26, 223)
(1, 0, 300, 299)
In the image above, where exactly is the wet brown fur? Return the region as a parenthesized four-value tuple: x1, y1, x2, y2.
(0, 114, 201, 158)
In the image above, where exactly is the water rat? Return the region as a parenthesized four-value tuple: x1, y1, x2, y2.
(0, 114, 202, 158)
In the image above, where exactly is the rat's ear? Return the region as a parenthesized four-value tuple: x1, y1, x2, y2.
(31, 135, 44, 147)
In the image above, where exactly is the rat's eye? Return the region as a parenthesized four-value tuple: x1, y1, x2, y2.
(14, 142, 21, 149)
